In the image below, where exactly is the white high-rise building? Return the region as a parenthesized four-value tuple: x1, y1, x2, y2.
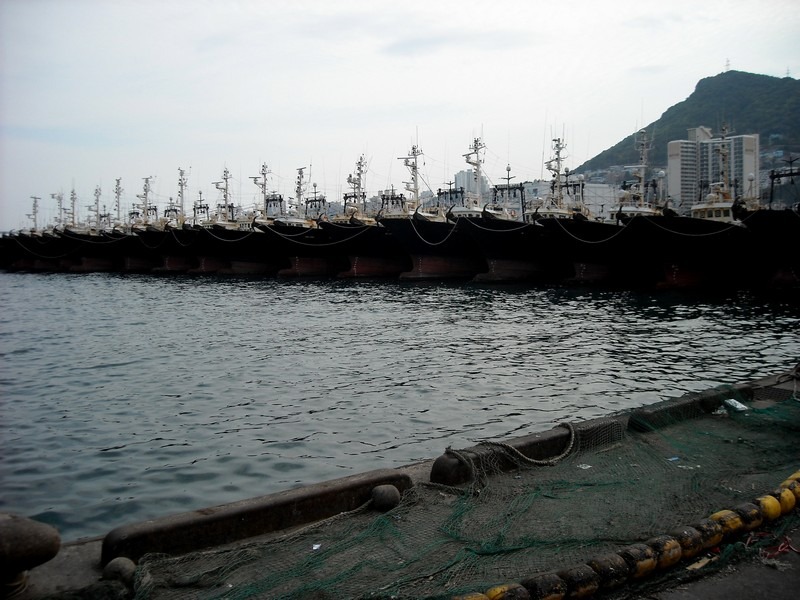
(453, 169, 489, 198)
(667, 126, 759, 212)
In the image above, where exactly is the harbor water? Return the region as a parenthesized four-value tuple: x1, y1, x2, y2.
(0, 272, 798, 541)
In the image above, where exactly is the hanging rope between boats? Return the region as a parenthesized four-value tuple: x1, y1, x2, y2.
(258, 224, 322, 239)
(639, 217, 747, 237)
(169, 229, 196, 247)
(550, 218, 629, 244)
(409, 216, 462, 247)
(277, 227, 371, 247)
(10, 237, 73, 260)
(202, 229, 257, 243)
(134, 235, 170, 250)
(463, 219, 530, 233)
(58, 229, 127, 245)
(258, 224, 372, 247)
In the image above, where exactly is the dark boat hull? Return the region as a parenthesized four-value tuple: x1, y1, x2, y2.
(317, 221, 411, 278)
(536, 218, 653, 286)
(184, 227, 288, 275)
(621, 216, 754, 289)
(460, 218, 572, 282)
(740, 208, 800, 289)
(377, 217, 487, 279)
(254, 224, 347, 277)
(1, 232, 80, 271)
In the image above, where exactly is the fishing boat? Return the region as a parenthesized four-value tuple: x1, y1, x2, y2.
(378, 141, 488, 280)
(465, 139, 579, 282)
(125, 175, 198, 273)
(254, 166, 347, 276)
(737, 162, 800, 290)
(318, 156, 411, 277)
(0, 195, 78, 271)
(536, 130, 663, 286)
(184, 166, 285, 275)
(620, 126, 757, 289)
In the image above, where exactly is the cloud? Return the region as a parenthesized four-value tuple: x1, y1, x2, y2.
(382, 29, 532, 57)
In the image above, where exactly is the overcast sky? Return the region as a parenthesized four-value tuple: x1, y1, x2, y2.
(1, 0, 797, 230)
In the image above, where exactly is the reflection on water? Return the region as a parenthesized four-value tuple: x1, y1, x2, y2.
(0, 273, 798, 540)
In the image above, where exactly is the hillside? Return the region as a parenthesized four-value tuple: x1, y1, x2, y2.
(576, 70, 800, 172)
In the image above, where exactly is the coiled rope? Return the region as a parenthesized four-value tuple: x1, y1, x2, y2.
(444, 422, 577, 483)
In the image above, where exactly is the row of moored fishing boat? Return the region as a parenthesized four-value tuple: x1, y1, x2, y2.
(2, 135, 799, 291)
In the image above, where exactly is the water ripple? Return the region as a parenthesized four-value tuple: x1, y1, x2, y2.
(0, 273, 798, 540)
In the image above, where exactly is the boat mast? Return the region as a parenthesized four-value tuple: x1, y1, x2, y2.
(193, 190, 209, 225)
(400, 145, 422, 207)
(716, 124, 730, 198)
(177, 168, 187, 223)
(463, 137, 485, 207)
(69, 188, 78, 226)
(294, 167, 307, 215)
(499, 164, 516, 208)
(114, 179, 123, 224)
(27, 196, 40, 231)
(545, 138, 567, 206)
(93, 185, 102, 230)
(345, 155, 367, 211)
(213, 168, 232, 222)
(633, 130, 650, 205)
(51, 192, 64, 228)
(306, 181, 326, 218)
(250, 163, 271, 216)
(137, 177, 153, 225)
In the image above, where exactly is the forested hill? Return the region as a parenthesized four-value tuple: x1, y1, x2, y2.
(576, 70, 800, 172)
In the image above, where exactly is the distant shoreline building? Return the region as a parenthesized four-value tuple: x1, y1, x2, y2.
(667, 126, 760, 211)
(454, 169, 489, 197)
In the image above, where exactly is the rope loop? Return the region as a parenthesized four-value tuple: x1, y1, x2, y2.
(478, 422, 577, 466)
(444, 422, 577, 483)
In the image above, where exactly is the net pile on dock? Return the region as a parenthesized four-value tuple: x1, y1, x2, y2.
(134, 383, 800, 599)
